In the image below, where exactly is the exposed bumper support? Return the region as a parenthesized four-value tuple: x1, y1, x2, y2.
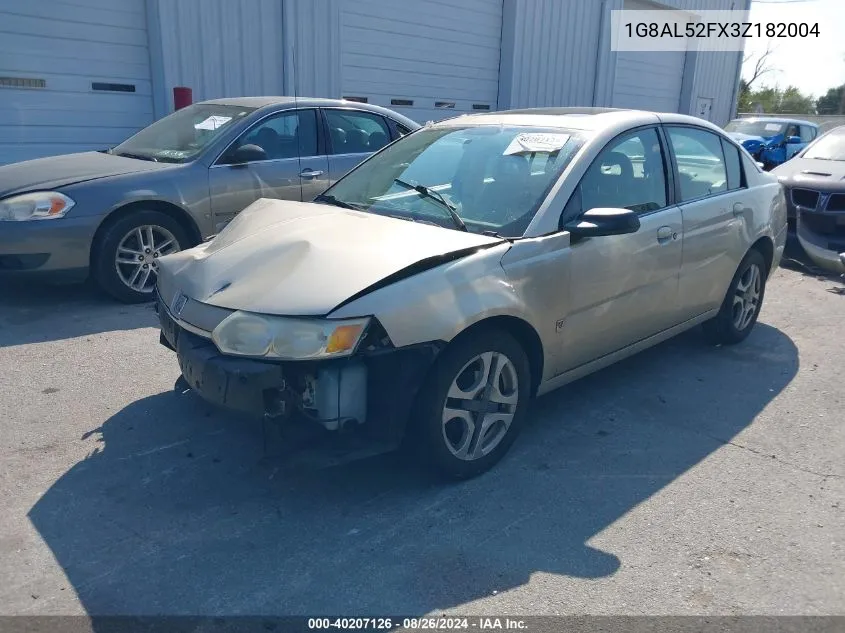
(158, 299, 443, 442)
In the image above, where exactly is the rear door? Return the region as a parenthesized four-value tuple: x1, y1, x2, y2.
(665, 126, 747, 320)
(208, 108, 327, 230)
(323, 108, 393, 187)
(555, 126, 683, 372)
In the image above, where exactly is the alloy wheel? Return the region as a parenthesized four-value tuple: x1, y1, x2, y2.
(441, 351, 520, 461)
(114, 225, 180, 293)
(732, 262, 762, 331)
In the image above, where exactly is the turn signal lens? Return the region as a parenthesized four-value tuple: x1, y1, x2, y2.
(326, 324, 366, 354)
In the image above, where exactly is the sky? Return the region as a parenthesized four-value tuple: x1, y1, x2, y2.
(741, 0, 845, 98)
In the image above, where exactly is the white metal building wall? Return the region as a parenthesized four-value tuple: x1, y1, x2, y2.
(0, 0, 154, 164)
(499, 0, 750, 126)
(338, 0, 503, 122)
(152, 0, 286, 113)
(611, 0, 689, 112)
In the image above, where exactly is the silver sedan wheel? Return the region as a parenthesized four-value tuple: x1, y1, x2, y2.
(114, 225, 180, 293)
(442, 351, 520, 461)
(732, 262, 762, 331)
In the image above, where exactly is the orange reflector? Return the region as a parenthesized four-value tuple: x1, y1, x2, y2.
(326, 324, 364, 354)
(48, 197, 66, 215)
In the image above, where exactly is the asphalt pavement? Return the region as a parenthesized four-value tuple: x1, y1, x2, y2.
(0, 248, 842, 617)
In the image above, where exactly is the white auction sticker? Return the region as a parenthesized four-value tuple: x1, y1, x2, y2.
(503, 133, 570, 156)
(194, 115, 232, 131)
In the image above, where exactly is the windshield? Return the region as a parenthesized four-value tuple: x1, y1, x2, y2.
(803, 128, 845, 161)
(113, 104, 255, 163)
(319, 125, 586, 237)
(724, 120, 786, 138)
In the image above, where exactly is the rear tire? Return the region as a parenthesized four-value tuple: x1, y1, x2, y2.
(408, 328, 531, 480)
(702, 249, 767, 345)
(93, 210, 190, 303)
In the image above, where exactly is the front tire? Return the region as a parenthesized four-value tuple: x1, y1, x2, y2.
(93, 210, 189, 303)
(409, 328, 531, 480)
(702, 249, 767, 345)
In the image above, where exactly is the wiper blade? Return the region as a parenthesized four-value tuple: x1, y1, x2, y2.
(481, 229, 513, 241)
(393, 178, 468, 232)
(313, 194, 359, 210)
(116, 151, 157, 162)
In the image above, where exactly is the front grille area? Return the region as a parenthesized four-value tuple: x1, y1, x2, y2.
(802, 212, 838, 235)
(827, 193, 845, 212)
(791, 188, 820, 209)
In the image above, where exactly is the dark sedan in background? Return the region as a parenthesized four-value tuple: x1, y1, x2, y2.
(773, 125, 845, 274)
(0, 97, 418, 302)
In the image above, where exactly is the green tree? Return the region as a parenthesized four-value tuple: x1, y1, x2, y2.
(816, 85, 844, 115)
(740, 85, 816, 115)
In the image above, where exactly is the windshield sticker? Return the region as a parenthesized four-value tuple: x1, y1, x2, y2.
(194, 115, 232, 131)
(504, 133, 571, 156)
(764, 123, 782, 132)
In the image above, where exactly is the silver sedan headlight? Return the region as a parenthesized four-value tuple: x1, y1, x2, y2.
(211, 311, 371, 360)
(0, 191, 75, 221)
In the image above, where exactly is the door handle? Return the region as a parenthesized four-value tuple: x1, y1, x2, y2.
(732, 202, 745, 217)
(656, 225, 676, 243)
(300, 169, 324, 179)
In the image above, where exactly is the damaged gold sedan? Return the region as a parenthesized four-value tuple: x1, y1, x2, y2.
(155, 108, 787, 479)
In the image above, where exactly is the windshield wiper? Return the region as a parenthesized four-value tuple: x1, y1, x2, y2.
(393, 178, 468, 232)
(115, 151, 157, 162)
(313, 194, 359, 210)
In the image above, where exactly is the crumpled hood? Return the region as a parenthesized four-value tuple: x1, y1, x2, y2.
(157, 198, 505, 316)
(728, 132, 770, 147)
(0, 151, 170, 198)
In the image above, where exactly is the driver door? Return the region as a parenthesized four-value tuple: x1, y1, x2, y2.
(208, 108, 328, 232)
(555, 127, 683, 373)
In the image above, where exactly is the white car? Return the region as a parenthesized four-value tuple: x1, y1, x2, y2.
(156, 108, 788, 479)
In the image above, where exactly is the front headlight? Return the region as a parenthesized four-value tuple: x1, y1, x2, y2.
(211, 311, 371, 360)
(0, 192, 75, 221)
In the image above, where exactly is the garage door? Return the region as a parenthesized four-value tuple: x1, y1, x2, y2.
(340, 0, 502, 123)
(0, 0, 154, 165)
(611, 0, 688, 113)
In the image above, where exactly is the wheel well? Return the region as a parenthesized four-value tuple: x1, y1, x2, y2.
(455, 316, 545, 396)
(750, 236, 774, 275)
(90, 200, 202, 268)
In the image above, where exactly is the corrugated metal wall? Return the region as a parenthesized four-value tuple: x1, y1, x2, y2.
(498, 0, 606, 110)
(146, 0, 747, 125)
(499, 0, 749, 125)
(151, 0, 286, 111)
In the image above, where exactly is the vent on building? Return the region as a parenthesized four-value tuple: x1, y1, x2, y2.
(472, 104, 491, 111)
(92, 82, 135, 93)
(0, 77, 46, 89)
(343, 96, 368, 103)
(435, 101, 456, 109)
(391, 99, 414, 106)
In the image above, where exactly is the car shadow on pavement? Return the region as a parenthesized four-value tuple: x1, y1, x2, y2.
(0, 279, 156, 347)
(27, 322, 798, 616)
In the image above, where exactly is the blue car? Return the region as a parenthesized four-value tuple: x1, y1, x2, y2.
(724, 117, 819, 170)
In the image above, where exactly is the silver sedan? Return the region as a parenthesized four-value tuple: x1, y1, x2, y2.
(0, 97, 418, 302)
(155, 107, 788, 479)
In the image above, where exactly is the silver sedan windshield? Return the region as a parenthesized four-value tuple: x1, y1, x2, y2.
(321, 125, 586, 237)
(113, 103, 256, 163)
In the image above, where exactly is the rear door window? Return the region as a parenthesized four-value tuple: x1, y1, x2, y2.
(325, 109, 391, 154)
(666, 127, 728, 202)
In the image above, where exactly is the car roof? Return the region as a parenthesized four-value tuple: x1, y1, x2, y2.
(430, 107, 726, 134)
(197, 96, 420, 127)
(731, 116, 818, 127)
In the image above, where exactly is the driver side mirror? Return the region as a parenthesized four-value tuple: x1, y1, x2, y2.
(225, 143, 267, 165)
(786, 135, 802, 145)
(564, 207, 641, 238)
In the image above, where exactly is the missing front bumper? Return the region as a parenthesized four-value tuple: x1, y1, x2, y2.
(159, 302, 442, 440)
